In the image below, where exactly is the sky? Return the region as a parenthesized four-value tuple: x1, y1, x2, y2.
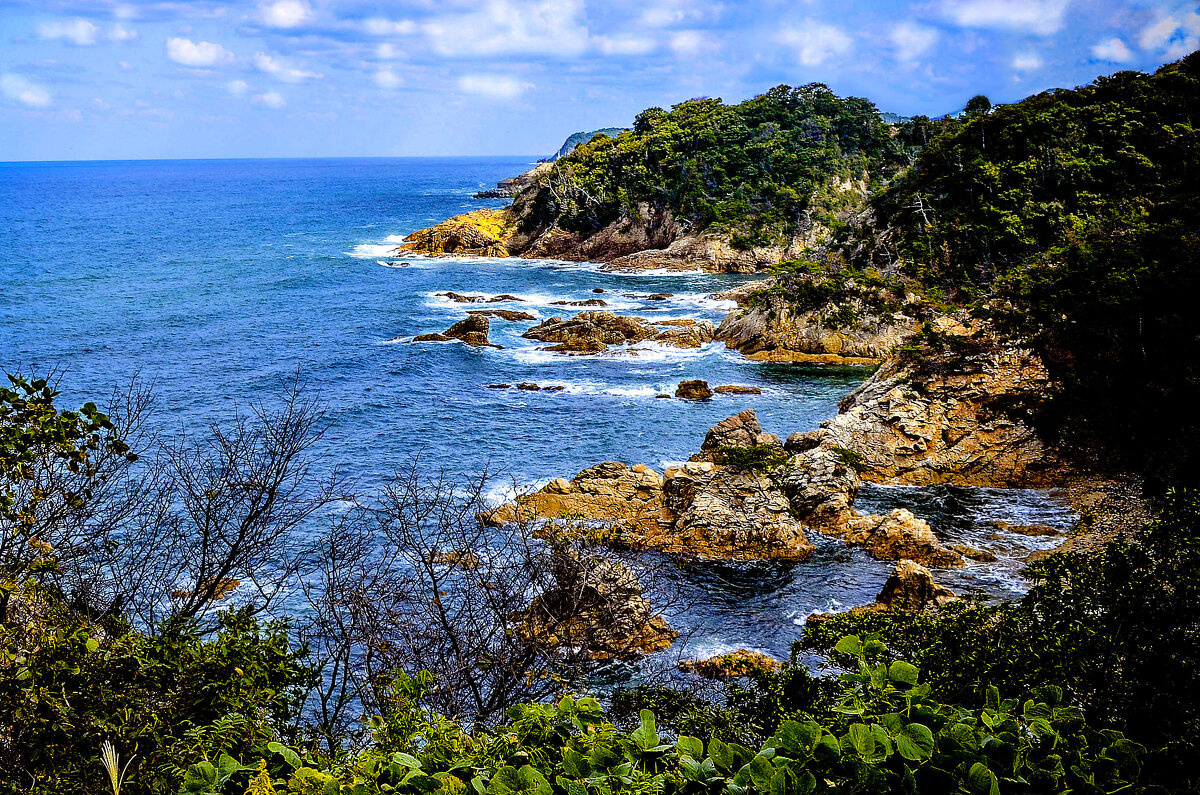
(1, 0, 1198, 160)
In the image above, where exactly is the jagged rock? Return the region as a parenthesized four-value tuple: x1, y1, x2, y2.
(480, 462, 667, 530)
(714, 385, 762, 394)
(552, 298, 608, 307)
(679, 649, 781, 680)
(542, 338, 608, 354)
(660, 462, 815, 561)
(778, 446, 861, 526)
(843, 509, 964, 567)
(784, 431, 824, 454)
(516, 382, 540, 391)
(468, 309, 536, 321)
(472, 163, 553, 199)
(950, 543, 998, 562)
(818, 339, 1056, 486)
(397, 209, 513, 257)
(651, 321, 715, 348)
(523, 311, 653, 350)
(411, 333, 451, 342)
(654, 318, 699, 327)
(989, 520, 1060, 536)
(675, 380, 714, 400)
(699, 409, 783, 452)
(520, 548, 676, 658)
(875, 560, 958, 611)
(443, 315, 496, 347)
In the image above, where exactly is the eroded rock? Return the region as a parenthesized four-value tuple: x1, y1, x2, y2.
(676, 380, 714, 400)
(679, 649, 781, 680)
(443, 315, 497, 347)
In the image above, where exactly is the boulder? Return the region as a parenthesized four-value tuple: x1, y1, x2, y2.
(651, 321, 715, 349)
(467, 309, 536, 321)
(411, 333, 451, 343)
(679, 649, 781, 680)
(661, 462, 815, 561)
(699, 409, 783, 452)
(542, 338, 608, 354)
(714, 385, 762, 394)
(675, 380, 714, 400)
(875, 560, 958, 611)
(520, 548, 676, 658)
(443, 315, 496, 347)
(523, 311, 654, 351)
(843, 509, 964, 567)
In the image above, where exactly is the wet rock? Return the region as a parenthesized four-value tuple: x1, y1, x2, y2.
(843, 509, 965, 567)
(436, 291, 488, 303)
(651, 321, 715, 348)
(443, 315, 497, 347)
(491, 294, 521, 302)
(699, 409, 783, 452)
(679, 649, 781, 680)
(519, 548, 677, 658)
(989, 520, 1060, 536)
(487, 383, 511, 389)
(714, 385, 763, 394)
(542, 385, 565, 393)
(592, 287, 606, 293)
(411, 333, 452, 342)
(623, 292, 674, 301)
(468, 309, 536, 321)
(541, 338, 609, 354)
(656, 394, 672, 399)
(875, 560, 958, 611)
(675, 380, 714, 400)
(949, 543, 998, 562)
(516, 382, 540, 391)
(551, 298, 608, 307)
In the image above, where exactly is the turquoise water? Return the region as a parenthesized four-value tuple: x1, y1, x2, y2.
(1, 157, 1073, 660)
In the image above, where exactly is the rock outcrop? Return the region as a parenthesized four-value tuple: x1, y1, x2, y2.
(473, 162, 553, 199)
(715, 277, 921, 363)
(397, 209, 513, 257)
(698, 409, 783, 453)
(817, 341, 1056, 486)
(807, 560, 957, 625)
(442, 315, 498, 347)
(519, 548, 676, 658)
(467, 309, 536, 322)
(675, 380, 714, 400)
(679, 649, 781, 680)
(523, 312, 714, 354)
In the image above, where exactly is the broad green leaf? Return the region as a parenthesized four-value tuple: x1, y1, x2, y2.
(966, 762, 1000, 795)
(895, 723, 935, 761)
(888, 660, 919, 687)
(833, 635, 863, 656)
(677, 735, 703, 759)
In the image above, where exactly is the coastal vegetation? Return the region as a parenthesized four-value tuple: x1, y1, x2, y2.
(7, 53, 1200, 795)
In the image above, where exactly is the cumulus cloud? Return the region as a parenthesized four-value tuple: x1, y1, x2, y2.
(373, 69, 402, 89)
(427, 0, 589, 58)
(252, 90, 286, 108)
(942, 0, 1068, 36)
(259, 0, 313, 29)
(1091, 37, 1134, 63)
(109, 24, 138, 42)
(254, 52, 321, 82)
(457, 74, 532, 99)
(227, 79, 250, 96)
(1137, 14, 1199, 58)
(595, 34, 657, 56)
(38, 18, 100, 45)
(363, 18, 416, 36)
(778, 20, 853, 67)
(167, 37, 235, 68)
(1012, 51, 1043, 71)
(1, 73, 52, 107)
(891, 21, 938, 63)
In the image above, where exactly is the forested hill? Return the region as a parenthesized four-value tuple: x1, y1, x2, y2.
(517, 84, 908, 247)
(842, 53, 1200, 485)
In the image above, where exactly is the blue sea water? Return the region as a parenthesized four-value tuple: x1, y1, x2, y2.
(1, 157, 1074, 660)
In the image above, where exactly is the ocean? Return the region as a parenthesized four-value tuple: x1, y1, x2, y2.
(1, 157, 1075, 660)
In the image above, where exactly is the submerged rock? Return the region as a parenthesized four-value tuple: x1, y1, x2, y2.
(714, 385, 763, 394)
(467, 309, 536, 321)
(551, 298, 608, 307)
(411, 333, 451, 343)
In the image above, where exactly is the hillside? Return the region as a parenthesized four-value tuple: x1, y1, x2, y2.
(547, 127, 628, 161)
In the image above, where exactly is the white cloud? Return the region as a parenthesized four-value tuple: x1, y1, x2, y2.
(166, 37, 235, 68)
(669, 30, 710, 57)
(595, 34, 657, 56)
(118, 60, 134, 72)
(227, 79, 250, 96)
(1139, 15, 1179, 50)
(254, 52, 321, 82)
(1091, 37, 1134, 63)
(778, 20, 853, 67)
(258, 0, 313, 29)
(252, 90, 286, 108)
(1, 73, 52, 107)
(426, 0, 589, 58)
(457, 74, 532, 99)
(363, 18, 416, 36)
(374, 69, 402, 89)
(942, 0, 1068, 36)
(38, 18, 100, 46)
(1012, 51, 1043, 71)
(109, 24, 138, 43)
(891, 22, 938, 62)
(376, 43, 400, 59)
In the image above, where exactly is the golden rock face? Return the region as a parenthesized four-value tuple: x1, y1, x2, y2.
(396, 208, 515, 257)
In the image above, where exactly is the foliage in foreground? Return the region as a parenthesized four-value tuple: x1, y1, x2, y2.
(174, 638, 1138, 795)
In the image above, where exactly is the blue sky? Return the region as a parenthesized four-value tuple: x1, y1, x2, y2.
(1, 0, 1197, 160)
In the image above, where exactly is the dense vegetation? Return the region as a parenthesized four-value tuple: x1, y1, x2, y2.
(847, 53, 1200, 484)
(522, 84, 904, 246)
